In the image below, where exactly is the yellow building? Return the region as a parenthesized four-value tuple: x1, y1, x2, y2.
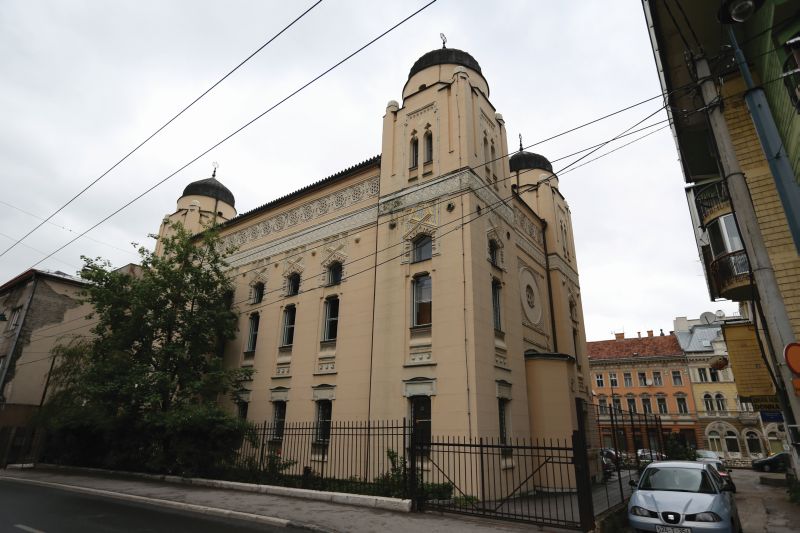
(155, 47, 592, 442)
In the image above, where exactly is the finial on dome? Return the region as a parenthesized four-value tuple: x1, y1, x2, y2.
(211, 161, 219, 178)
(440, 32, 447, 49)
(519, 134, 523, 152)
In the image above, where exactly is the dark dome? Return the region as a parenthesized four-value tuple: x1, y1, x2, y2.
(509, 151, 553, 173)
(181, 177, 235, 207)
(408, 48, 482, 79)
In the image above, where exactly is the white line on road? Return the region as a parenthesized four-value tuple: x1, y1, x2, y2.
(14, 525, 46, 533)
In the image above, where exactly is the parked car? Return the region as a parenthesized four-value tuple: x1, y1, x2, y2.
(637, 448, 667, 461)
(628, 461, 740, 533)
(752, 452, 790, 473)
(695, 449, 736, 492)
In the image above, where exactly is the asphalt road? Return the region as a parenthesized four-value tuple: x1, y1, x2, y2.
(0, 478, 300, 533)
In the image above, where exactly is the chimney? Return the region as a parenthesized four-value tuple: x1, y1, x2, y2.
(660, 329, 665, 336)
(647, 330, 654, 337)
(637, 332, 641, 338)
(614, 332, 624, 340)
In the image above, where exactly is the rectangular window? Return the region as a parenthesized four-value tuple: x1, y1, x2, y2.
(251, 283, 264, 304)
(6, 306, 22, 331)
(652, 371, 663, 386)
(599, 398, 608, 414)
(498, 398, 509, 444)
(672, 370, 683, 386)
(246, 313, 259, 352)
(410, 138, 419, 168)
(273, 401, 286, 440)
(698, 368, 708, 382)
(623, 372, 632, 387)
(709, 368, 719, 382)
(237, 402, 249, 420)
(657, 398, 668, 414)
(315, 400, 332, 442)
(413, 275, 432, 326)
(627, 398, 637, 413)
(642, 398, 652, 414)
(410, 395, 431, 455)
(612, 398, 622, 413)
(595, 373, 604, 388)
(282, 305, 296, 346)
(424, 132, 433, 164)
(638, 372, 647, 386)
(491, 280, 502, 331)
(609, 373, 618, 388)
(677, 397, 688, 414)
(323, 297, 339, 341)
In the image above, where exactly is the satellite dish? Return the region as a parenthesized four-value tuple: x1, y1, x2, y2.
(700, 311, 717, 325)
(715, 310, 726, 319)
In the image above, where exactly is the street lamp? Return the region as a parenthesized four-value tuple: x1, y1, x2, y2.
(718, 0, 764, 24)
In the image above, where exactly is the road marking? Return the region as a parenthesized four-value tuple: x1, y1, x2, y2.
(14, 525, 46, 533)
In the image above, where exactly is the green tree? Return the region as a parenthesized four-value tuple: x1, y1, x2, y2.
(40, 223, 252, 474)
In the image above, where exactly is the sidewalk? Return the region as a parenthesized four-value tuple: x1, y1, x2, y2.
(0, 466, 556, 532)
(734, 468, 799, 533)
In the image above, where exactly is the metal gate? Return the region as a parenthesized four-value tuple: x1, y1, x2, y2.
(412, 429, 594, 531)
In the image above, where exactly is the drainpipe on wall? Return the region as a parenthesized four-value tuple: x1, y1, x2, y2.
(0, 273, 38, 403)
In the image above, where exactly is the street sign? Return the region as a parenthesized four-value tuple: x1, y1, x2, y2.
(745, 395, 781, 411)
(760, 410, 784, 423)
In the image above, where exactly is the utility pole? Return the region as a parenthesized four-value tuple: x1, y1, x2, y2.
(693, 56, 800, 476)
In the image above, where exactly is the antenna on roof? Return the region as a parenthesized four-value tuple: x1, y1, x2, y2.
(440, 33, 447, 49)
(212, 161, 219, 178)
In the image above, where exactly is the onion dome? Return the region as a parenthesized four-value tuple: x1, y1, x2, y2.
(509, 151, 553, 173)
(181, 176, 235, 207)
(408, 48, 482, 79)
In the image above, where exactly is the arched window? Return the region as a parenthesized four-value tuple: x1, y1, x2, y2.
(745, 431, 762, 456)
(488, 239, 499, 266)
(412, 235, 432, 262)
(410, 137, 419, 168)
(708, 431, 722, 452)
(251, 282, 265, 304)
(725, 431, 740, 453)
(327, 261, 342, 286)
(491, 278, 502, 331)
(281, 305, 296, 346)
(715, 393, 726, 413)
(483, 137, 490, 180)
(287, 273, 300, 296)
(703, 393, 714, 413)
(490, 143, 497, 182)
(423, 131, 433, 164)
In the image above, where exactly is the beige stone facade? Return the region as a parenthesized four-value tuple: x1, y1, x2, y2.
(156, 48, 591, 441)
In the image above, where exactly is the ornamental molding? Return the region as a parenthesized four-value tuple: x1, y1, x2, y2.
(513, 207, 543, 247)
(220, 176, 379, 252)
(547, 254, 580, 286)
(226, 207, 377, 269)
(406, 102, 436, 121)
(515, 236, 546, 266)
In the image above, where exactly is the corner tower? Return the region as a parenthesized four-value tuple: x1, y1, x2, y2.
(155, 169, 237, 255)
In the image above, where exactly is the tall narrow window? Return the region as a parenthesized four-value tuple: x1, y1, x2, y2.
(595, 373, 604, 387)
(498, 398, 509, 444)
(638, 372, 647, 386)
(491, 279, 502, 331)
(246, 313, 260, 352)
(490, 144, 497, 182)
(410, 137, 419, 168)
(412, 275, 432, 326)
(704, 394, 714, 413)
(627, 398, 637, 413)
(273, 401, 287, 440)
(251, 282, 265, 304)
(488, 239, 499, 266)
(412, 235, 432, 262)
(287, 273, 300, 296)
(282, 305, 296, 346)
(609, 373, 618, 387)
(657, 397, 668, 414)
(327, 261, 342, 286)
(323, 296, 339, 341)
(410, 395, 431, 453)
(6, 306, 21, 331)
(612, 398, 622, 413)
(483, 137, 490, 180)
(745, 431, 762, 455)
(677, 397, 688, 414)
(642, 397, 652, 414)
(237, 402, 249, 420)
(623, 372, 632, 387)
(652, 371, 663, 386)
(423, 131, 433, 164)
(725, 431, 739, 453)
(315, 400, 332, 442)
(709, 368, 719, 382)
(672, 370, 683, 386)
(708, 431, 722, 452)
(715, 393, 726, 412)
(599, 398, 608, 414)
(698, 368, 708, 382)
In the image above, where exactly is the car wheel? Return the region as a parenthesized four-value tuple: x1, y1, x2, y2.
(763, 464, 771, 472)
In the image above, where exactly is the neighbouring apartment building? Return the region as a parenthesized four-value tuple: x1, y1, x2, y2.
(587, 332, 699, 450)
(641, 0, 800, 454)
(0, 269, 92, 464)
(153, 47, 592, 443)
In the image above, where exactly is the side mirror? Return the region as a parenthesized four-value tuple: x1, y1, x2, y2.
(721, 480, 733, 492)
(629, 479, 638, 488)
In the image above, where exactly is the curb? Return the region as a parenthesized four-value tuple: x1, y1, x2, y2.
(18, 463, 412, 513)
(0, 474, 332, 532)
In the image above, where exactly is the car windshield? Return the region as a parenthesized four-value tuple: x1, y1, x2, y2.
(696, 450, 717, 459)
(639, 467, 716, 494)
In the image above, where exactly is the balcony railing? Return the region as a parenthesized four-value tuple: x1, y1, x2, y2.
(709, 250, 751, 300)
(695, 181, 731, 226)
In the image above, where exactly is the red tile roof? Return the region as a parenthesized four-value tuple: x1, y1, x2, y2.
(587, 334, 683, 360)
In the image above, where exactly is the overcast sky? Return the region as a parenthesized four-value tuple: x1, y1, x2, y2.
(0, 0, 739, 340)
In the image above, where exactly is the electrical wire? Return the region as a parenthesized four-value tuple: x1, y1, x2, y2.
(0, 0, 325, 260)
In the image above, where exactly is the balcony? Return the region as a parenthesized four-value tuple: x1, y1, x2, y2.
(738, 411, 760, 425)
(695, 181, 731, 227)
(709, 250, 752, 301)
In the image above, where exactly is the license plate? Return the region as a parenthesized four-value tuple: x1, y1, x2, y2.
(655, 527, 690, 533)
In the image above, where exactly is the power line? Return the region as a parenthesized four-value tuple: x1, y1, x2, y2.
(23, 0, 440, 272)
(0, 0, 325, 260)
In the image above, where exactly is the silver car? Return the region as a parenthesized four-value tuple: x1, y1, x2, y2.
(628, 461, 740, 533)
